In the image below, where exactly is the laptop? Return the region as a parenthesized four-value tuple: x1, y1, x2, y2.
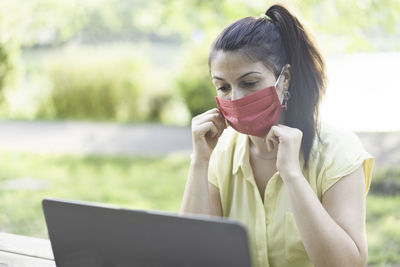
(42, 198, 252, 267)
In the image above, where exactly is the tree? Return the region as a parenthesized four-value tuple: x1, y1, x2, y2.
(0, 0, 87, 97)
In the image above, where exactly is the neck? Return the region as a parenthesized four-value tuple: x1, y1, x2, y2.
(248, 112, 285, 160)
(249, 135, 277, 160)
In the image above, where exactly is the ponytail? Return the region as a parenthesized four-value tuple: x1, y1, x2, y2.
(266, 5, 326, 167)
(209, 4, 326, 168)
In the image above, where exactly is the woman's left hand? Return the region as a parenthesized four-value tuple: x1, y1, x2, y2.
(265, 124, 303, 181)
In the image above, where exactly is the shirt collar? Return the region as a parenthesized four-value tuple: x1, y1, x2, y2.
(232, 132, 250, 175)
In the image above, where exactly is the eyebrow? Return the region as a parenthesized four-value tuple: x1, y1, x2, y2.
(212, 71, 262, 81)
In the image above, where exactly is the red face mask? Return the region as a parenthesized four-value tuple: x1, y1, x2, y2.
(215, 69, 285, 138)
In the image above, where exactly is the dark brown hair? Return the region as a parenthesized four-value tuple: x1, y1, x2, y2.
(208, 4, 326, 168)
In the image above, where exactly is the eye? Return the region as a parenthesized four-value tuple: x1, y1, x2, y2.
(242, 81, 257, 88)
(217, 85, 230, 92)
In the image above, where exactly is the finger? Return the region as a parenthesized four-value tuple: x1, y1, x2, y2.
(195, 113, 225, 136)
(214, 112, 227, 132)
(215, 109, 227, 128)
(192, 108, 220, 124)
(195, 115, 222, 136)
(270, 125, 289, 144)
(277, 124, 303, 139)
(267, 139, 273, 152)
(193, 108, 223, 123)
(197, 108, 225, 125)
(212, 116, 226, 138)
(271, 124, 287, 137)
(265, 126, 279, 151)
(198, 108, 220, 117)
(208, 112, 226, 133)
(193, 112, 218, 124)
(277, 124, 291, 129)
(267, 136, 279, 151)
(195, 121, 218, 138)
(265, 125, 278, 142)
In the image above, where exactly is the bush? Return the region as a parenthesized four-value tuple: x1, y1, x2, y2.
(366, 195, 400, 266)
(37, 45, 151, 121)
(1, 43, 191, 124)
(176, 44, 216, 118)
(369, 167, 400, 196)
(0, 43, 18, 102)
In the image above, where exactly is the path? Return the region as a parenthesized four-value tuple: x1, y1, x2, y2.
(0, 121, 399, 166)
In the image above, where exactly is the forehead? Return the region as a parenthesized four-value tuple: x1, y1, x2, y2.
(210, 50, 273, 78)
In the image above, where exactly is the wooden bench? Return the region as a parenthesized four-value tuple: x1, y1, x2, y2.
(0, 232, 55, 267)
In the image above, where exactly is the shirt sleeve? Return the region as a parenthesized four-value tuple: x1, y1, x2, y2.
(320, 128, 374, 196)
(208, 149, 219, 188)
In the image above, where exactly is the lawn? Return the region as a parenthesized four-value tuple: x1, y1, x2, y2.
(0, 152, 189, 237)
(0, 152, 399, 266)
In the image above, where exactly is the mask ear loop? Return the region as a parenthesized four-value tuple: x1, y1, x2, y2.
(274, 65, 290, 111)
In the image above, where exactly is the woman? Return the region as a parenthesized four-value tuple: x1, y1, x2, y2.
(180, 4, 373, 267)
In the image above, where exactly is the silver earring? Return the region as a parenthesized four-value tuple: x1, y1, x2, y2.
(283, 90, 290, 111)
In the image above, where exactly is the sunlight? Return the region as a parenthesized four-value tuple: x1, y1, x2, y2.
(320, 52, 400, 132)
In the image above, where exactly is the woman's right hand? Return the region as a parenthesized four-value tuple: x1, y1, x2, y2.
(191, 108, 227, 161)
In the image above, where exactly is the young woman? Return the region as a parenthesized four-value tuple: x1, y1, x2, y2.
(180, 4, 373, 267)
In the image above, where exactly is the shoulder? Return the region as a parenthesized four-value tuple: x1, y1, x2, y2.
(312, 123, 370, 164)
(317, 123, 364, 151)
(308, 123, 373, 196)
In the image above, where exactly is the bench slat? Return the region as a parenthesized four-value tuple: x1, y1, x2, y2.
(0, 251, 55, 267)
(0, 233, 54, 260)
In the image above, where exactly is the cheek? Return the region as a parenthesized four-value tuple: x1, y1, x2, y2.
(216, 90, 231, 100)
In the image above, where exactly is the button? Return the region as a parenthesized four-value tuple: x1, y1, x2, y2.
(266, 218, 270, 225)
(266, 192, 272, 199)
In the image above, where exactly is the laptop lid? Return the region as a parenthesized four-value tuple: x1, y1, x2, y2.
(42, 198, 252, 267)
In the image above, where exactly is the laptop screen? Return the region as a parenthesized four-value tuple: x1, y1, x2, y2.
(42, 198, 252, 267)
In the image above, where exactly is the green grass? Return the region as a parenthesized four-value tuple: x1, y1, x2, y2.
(0, 152, 190, 237)
(0, 152, 399, 266)
(366, 195, 400, 266)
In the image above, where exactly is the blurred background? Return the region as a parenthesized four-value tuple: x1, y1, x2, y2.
(0, 0, 399, 266)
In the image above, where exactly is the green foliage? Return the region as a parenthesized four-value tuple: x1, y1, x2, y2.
(369, 167, 400, 196)
(36, 45, 165, 122)
(176, 44, 216, 118)
(1, 44, 190, 124)
(366, 195, 400, 266)
(0, 0, 22, 98)
(292, 0, 400, 52)
(0, 0, 87, 101)
(0, 152, 189, 237)
(0, 152, 399, 266)
(131, 0, 400, 52)
(1, 0, 400, 122)
(0, 44, 15, 98)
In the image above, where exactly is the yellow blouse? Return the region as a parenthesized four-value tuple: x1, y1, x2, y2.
(208, 124, 374, 267)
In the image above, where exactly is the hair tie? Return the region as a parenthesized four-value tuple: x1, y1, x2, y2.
(259, 14, 273, 22)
